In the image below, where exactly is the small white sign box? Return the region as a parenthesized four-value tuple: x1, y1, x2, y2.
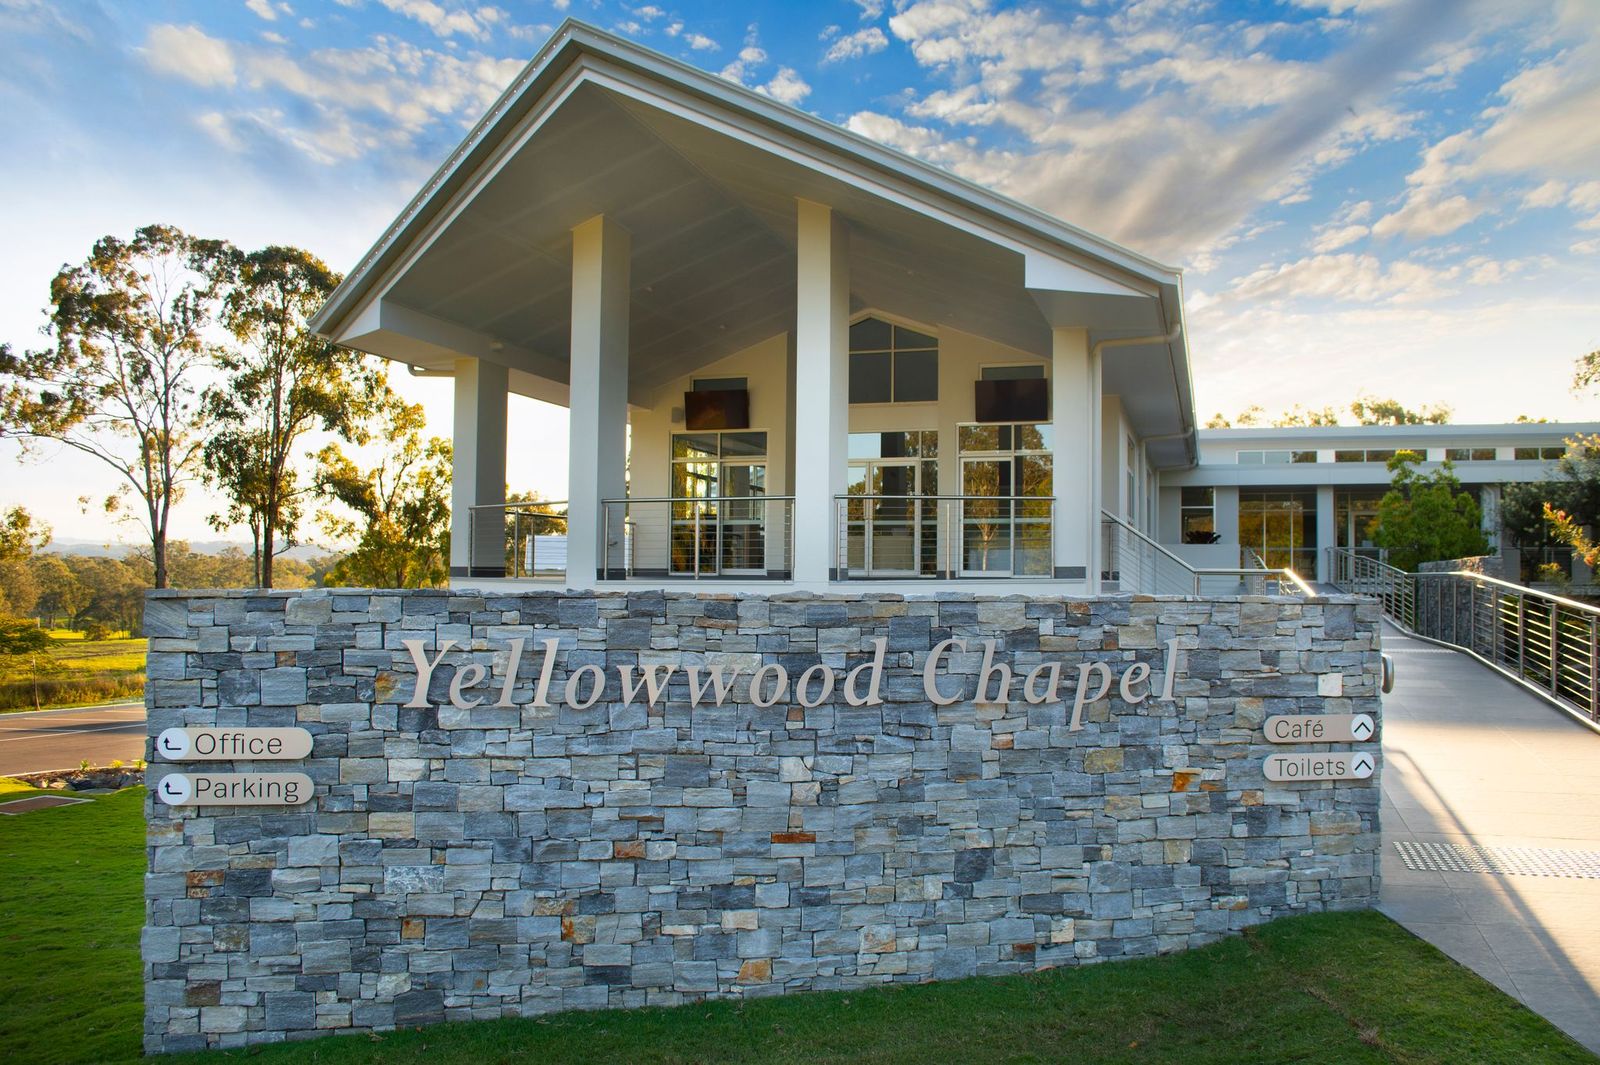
(1262, 752, 1376, 782)
(156, 772, 314, 806)
(1263, 714, 1375, 744)
(156, 727, 313, 761)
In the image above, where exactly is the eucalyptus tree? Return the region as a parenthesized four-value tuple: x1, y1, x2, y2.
(202, 246, 381, 587)
(0, 225, 226, 587)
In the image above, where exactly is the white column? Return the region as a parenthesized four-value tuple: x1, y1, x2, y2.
(1315, 484, 1336, 583)
(567, 214, 630, 588)
(1050, 327, 1097, 589)
(450, 358, 508, 577)
(1214, 485, 1241, 560)
(792, 199, 849, 585)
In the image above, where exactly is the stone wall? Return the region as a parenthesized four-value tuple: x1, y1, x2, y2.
(143, 589, 1383, 1053)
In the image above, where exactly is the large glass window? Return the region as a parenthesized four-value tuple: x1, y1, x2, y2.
(1514, 446, 1567, 460)
(669, 431, 768, 575)
(957, 423, 1052, 576)
(1181, 487, 1215, 543)
(1239, 490, 1317, 575)
(849, 318, 939, 403)
(845, 432, 939, 577)
(1237, 449, 1316, 464)
(1445, 447, 1497, 462)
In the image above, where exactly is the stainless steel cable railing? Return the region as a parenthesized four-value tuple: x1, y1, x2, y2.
(1102, 512, 1314, 597)
(1327, 546, 1600, 724)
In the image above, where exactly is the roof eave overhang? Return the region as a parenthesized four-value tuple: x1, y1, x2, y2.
(311, 19, 1183, 343)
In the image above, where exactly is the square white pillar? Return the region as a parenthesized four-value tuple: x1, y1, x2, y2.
(1214, 486, 1241, 560)
(1050, 327, 1097, 589)
(450, 357, 507, 578)
(1315, 484, 1336, 583)
(792, 199, 849, 585)
(567, 214, 630, 588)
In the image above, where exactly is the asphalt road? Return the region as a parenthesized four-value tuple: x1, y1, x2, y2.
(0, 702, 147, 776)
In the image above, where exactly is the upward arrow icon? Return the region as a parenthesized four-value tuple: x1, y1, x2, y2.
(1351, 717, 1373, 740)
(1352, 753, 1375, 777)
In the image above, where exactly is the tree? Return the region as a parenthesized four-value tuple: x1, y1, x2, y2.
(315, 390, 452, 589)
(29, 554, 87, 628)
(1498, 434, 1600, 572)
(1203, 405, 1264, 429)
(1370, 451, 1488, 571)
(1349, 394, 1451, 425)
(1573, 349, 1600, 395)
(0, 506, 50, 617)
(0, 618, 54, 712)
(203, 246, 381, 588)
(0, 226, 225, 587)
(1275, 404, 1340, 427)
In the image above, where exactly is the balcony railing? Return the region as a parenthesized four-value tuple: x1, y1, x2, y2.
(601, 496, 795, 579)
(1102, 512, 1313, 596)
(833, 495, 1055, 579)
(467, 501, 568, 579)
(1328, 546, 1600, 725)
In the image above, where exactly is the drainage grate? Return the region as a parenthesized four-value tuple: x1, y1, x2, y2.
(1394, 840, 1600, 879)
(0, 795, 91, 815)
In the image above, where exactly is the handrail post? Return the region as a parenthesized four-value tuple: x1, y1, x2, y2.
(1550, 600, 1561, 697)
(1589, 616, 1599, 721)
(1517, 595, 1526, 679)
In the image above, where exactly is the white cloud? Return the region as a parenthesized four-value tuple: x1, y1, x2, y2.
(1370, 192, 1484, 240)
(245, 0, 292, 22)
(720, 43, 767, 84)
(758, 67, 811, 107)
(824, 27, 888, 64)
(1226, 252, 1453, 305)
(376, 0, 496, 41)
(853, 0, 885, 20)
(634, 5, 665, 20)
(143, 24, 238, 88)
(683, 32, 718, 51)
(1522, 179, 1568, 208)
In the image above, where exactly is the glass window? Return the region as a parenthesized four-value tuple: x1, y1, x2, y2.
(691, 377, 746, 392)
(848, 317, 938, 404)
(719, 432, 767, 458)
(1517, 446, 1567, 460)
(672, 433, 720, 460)
(959, 424, 1003, 452)
(1334, 450, 1365, 463)
(1238, 450, 1264, 464)
(1180, 487, 1214, 540)
(981, 364, 1045, 380)
(1292, 450, 1317, 463)
(1365, 450, 1396, 463)
(848, 431, 938, 460)
(894, 350, 939, 402)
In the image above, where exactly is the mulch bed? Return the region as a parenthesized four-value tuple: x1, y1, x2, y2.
(14, 766, 145, 792)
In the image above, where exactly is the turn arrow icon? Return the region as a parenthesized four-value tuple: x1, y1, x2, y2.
(1351, 716, 1374, 740)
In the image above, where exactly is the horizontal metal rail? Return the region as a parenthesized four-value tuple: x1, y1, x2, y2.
(603, 496, 795, 581)
(1103, 511, 1312, 597)
(835, 494, 1056, 580)
(1328, 546, 1600, 728)
(467, 501, 568, 579)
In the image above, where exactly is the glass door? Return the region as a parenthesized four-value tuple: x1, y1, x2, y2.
(961, 458, 1014, 575)
(670, 440, 718, 576)
(719, 461, 766, 574)
(846, 460, 921, 576)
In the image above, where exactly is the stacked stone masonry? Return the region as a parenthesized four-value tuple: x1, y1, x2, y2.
(143, 589, 1383, 1052)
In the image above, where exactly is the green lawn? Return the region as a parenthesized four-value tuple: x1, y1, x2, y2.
(0, 635, 146, 713)
(1, 781, 1593, 1065)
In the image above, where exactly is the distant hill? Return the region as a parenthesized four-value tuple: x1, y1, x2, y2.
(43, 538, 338, 561)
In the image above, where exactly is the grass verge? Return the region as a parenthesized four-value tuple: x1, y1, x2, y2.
(0, 636, 146, 713)
(1, 782, 1593, 1065)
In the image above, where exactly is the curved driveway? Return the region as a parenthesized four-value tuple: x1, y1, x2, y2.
(0, 703, 147, 776)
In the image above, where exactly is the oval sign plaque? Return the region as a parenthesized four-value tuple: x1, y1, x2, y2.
(155, 772, 315, 806)
(1262, 752, 1376, 782)
(1264, 714, 1375, 744)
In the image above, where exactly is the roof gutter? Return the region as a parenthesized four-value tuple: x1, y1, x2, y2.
(1092, 321, 1195, 467)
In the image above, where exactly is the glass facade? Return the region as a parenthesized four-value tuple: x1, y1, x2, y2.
(669, 431, 768, 575)
(845, 431, 939, 577)
(957, 423, 1053, 577)
(1238, 490, 1317, 574)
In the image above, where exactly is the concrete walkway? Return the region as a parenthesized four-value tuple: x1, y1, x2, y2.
(1379, 621, 1600, 1054)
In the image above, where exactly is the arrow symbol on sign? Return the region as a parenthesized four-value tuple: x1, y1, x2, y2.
(1351, 717, 1373, 740)
(161, 778, 180, 794)
(161, 736, 180, 751)
(1352, 753, 1375, 777)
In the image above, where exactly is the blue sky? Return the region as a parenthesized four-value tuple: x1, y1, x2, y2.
(2, 0, 1598, 541)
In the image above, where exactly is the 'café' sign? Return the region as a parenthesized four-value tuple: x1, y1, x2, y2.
(404, 637, 1183, 731)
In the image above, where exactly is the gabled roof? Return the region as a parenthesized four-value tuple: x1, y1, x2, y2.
(311, 19, 1184, 340)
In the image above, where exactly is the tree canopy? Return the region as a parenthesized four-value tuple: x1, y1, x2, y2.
(1203, 395, 1450, 429)
(1370, 451, 1488, 571)
(0, 225, 227, 587)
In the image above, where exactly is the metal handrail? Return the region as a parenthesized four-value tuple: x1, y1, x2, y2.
(601, 495, 795, 580)
(1100, 510, 1311, 597)
(836, 494, 1056, 580)
(467, 500, 568, 578)
(1327, 546, 1600, 726)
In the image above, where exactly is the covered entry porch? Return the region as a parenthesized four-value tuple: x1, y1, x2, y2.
(310, 24, 1195, 593)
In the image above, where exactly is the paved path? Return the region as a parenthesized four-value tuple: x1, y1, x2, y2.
(0, 702, 147, 776)
(1379, 621, 1600, 1054)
